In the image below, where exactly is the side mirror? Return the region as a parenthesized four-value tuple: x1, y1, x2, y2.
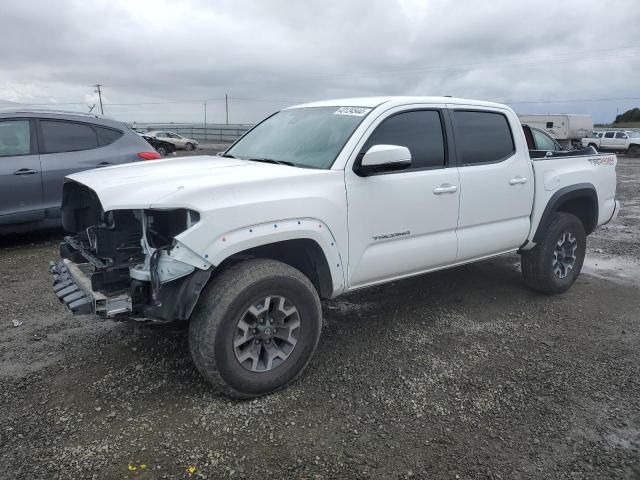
(359, 145, 411, 174)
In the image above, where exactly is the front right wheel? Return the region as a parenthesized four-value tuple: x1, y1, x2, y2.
(521, 212, 586, 294)
(189, 259, 322, 398)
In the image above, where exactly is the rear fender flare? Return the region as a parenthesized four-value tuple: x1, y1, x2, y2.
(532, 183, 598, 244)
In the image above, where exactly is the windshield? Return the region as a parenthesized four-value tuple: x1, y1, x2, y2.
(226, 106, 371, 169)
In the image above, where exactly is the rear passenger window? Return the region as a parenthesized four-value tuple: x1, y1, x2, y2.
(95, 126, 123, 146)
(363, 110, 445, 170)
(40, 120, 98, 154)
(604, 132, 615, 138)
(454, 111, 515, 165)
(0, 120, 31, 157)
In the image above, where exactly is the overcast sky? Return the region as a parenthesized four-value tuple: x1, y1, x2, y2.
(1, 0, 639, 124)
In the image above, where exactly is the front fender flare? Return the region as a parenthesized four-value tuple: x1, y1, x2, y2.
(202, 218, 346, 296)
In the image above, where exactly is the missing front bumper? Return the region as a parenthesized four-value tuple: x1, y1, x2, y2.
(50, 259, 132, 317)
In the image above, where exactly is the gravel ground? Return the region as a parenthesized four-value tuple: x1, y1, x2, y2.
(0, 157, 639, 479)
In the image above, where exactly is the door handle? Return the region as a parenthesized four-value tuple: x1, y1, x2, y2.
(13, 168, 38, 175)
(509, 177, 528, 185)
(433, 184, 458, 194)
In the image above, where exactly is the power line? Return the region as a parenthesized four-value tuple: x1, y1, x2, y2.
(503, 97, 640, 105)
(304, 46, 640, 79)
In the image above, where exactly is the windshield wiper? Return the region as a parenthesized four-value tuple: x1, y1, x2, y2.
(246, 158, 297, 167)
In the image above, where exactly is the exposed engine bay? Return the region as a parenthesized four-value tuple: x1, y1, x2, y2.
(52, 181, 211, 321)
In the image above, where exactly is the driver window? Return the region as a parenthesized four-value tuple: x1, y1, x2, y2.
(615, 132, 627, 139)
(362, 110, 446, 171)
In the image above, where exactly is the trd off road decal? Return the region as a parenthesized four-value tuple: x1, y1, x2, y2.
(588, 156, 615, 166)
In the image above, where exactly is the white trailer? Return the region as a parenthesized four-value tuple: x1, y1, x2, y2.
(517, 114, 593, 148)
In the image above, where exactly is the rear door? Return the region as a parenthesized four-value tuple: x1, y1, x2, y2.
(37, 119, 116, 217)
(452, 108, 534, 260)
(601, 131, 616, 149)
(0, 118, 44, 225)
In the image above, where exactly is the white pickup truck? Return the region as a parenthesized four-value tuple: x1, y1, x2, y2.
(582, 129, 640, 154)
(51, 96, 619, 398)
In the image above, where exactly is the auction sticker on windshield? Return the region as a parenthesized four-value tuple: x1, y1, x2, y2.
(334, 107, 371, 116)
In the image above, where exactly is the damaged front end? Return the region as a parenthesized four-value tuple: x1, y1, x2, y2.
(51, 181, 212, 321)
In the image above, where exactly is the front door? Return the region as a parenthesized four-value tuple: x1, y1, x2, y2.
(0, 119, 44, 225)
(345, 107, 460, 289)
(451, 108, 534, 260)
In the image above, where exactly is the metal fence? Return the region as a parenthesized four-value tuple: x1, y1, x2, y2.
(134, 123, 253, 143)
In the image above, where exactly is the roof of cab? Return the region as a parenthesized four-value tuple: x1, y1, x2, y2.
(288, 96, 511, 110)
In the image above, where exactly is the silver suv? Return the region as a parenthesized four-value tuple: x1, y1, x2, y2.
(0, 109, 160, 233)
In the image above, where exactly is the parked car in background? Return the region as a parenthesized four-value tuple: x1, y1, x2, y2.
(582, 130, 640, 154)
(522, 125, 596, 158)
(517, 114, 593, 149)
(0, 109, 160, 233)
(140, 134, 177, 156)
(145, 131, 199, 150)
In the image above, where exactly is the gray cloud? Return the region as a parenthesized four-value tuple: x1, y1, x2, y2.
(1, 0, 639, 123)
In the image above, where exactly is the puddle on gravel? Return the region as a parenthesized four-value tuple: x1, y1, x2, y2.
(583, 253, 640, 288)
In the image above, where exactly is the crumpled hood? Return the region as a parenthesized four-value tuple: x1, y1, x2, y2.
(67, 155, 326, 211)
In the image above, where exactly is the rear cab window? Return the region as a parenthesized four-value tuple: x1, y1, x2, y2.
(452, 110, 515, 165)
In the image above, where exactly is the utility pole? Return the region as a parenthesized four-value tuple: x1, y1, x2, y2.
(93, 84, 104, 115)
(225, 93, 229, 125)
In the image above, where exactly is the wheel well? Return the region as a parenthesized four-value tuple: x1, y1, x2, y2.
(218, 239, 334, 299)
(533, 185, 598, 242)
(555, 196, 597, 234)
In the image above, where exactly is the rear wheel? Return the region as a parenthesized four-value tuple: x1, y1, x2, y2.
(521, 212, 586, 294)
(189, 259, 322, 398)
(628, 144, 640, 156)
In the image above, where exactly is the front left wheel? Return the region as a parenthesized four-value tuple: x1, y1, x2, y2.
(189, 259, 322, 398)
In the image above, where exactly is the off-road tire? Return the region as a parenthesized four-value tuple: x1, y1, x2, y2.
(185, 142, 194, 151)
(521, 212, 586, 295)
(189, 259, 322, 398)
